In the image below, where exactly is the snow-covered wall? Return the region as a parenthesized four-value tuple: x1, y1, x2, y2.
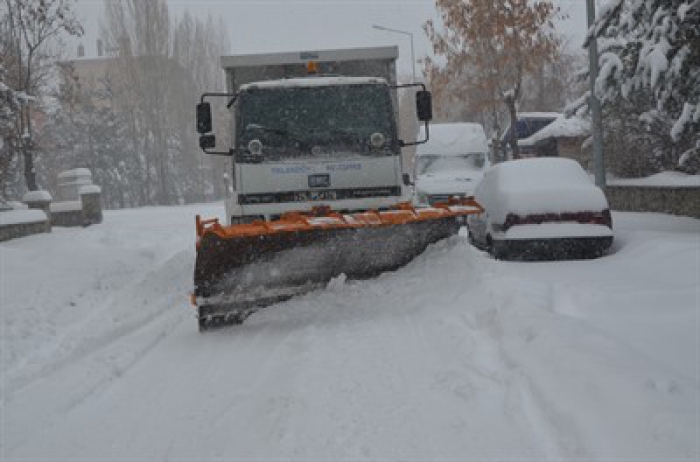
(0, 210, 50, 242)
(605, 185, 700, 218)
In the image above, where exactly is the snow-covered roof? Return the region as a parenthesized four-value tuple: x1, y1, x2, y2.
(417, 122, 488, 157)
(22, 190, 53, 203)
(240, 76, 388, 91)
(517, 112, 562, 119)
(57, 168, 92, 179)
(520, 115, 591, 145)
(79, 184, 102, 195)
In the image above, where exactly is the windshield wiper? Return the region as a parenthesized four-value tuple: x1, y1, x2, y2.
(307, 127, 360, 143)
(245, 124, 292, 138)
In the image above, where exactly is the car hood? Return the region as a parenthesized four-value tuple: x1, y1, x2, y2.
(416, 171, 483, 195)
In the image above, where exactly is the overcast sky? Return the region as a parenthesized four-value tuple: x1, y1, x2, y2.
(73, 0, 591, 79)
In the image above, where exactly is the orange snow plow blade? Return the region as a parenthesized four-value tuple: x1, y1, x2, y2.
(193, 199, 482, 330)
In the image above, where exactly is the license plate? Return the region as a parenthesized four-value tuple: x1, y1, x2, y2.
(294, 190, 337, 202)
(308, 174, 330, 188)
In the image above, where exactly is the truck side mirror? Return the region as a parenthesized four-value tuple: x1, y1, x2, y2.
(199, 134, 216, 149)
(197, 102, 213, 134)
(416, 90, 432, 122)
(402, 173, 413, 186)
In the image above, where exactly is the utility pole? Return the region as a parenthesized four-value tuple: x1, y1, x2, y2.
(587, 0, 606, 187)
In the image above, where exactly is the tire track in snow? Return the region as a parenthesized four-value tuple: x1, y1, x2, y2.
(550, 282, 698, 384)
(5, 249, 193, 398)
(453, 260, 592, 459)
(271, 237, 573, 458)
(211, 237, 564, 458)
(486, 277, 598, 458)
(509, 288, 591, 459)
(4, 250, 198, 456)
(187, 323, 321, 459)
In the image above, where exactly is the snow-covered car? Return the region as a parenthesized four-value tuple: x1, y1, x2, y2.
(413, 123, 490, 205)
(466, 158, 613, 260)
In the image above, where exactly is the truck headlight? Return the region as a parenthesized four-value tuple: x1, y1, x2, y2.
(248, 139, 263, 156)
(370, 132, 385, 148)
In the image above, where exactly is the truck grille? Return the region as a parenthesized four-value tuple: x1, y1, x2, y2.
(239, 186, 402, 205)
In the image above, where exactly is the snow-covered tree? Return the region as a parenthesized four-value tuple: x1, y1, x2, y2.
(44, 65, 142, 209)
(580, 0, 700, 170)
(0, 64, 22, 203)
(171, 12, 231, 203)
(1, 0, 83, 191)
(99, 1, 231, 206)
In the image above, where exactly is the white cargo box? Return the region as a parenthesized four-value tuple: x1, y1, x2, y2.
(221, 46, 399, 93)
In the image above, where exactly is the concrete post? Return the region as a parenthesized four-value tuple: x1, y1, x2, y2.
(23, 190, 52, 217)
(79, 187, 103, 226)
(22, 190, 53, 233)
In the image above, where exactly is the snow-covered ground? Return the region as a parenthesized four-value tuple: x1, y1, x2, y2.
(1, 204, 698, 460)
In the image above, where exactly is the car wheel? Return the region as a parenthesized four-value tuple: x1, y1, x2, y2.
(489, 239, 508, 260)
(470, 233, 485, 251)
(485, 234, 494, 255)
(467, 229, 476, 246)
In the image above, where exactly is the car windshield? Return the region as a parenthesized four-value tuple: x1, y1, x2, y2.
(416, 153, 487, 175)
(515, 118, 556, 138)
(236, 83, 395, 160)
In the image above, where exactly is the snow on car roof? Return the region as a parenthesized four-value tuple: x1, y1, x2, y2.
(491, 158, 592, 191)
(240, 76, 387, 91)
(417, 122, 488, 157)
(476, 158, 609, 222)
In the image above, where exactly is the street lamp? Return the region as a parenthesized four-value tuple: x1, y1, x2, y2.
(586, 0, 606, 187)
(372, 24, 416, 82)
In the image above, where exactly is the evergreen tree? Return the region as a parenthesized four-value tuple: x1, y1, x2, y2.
(583, 0, 699, 169)
(0, 64, 22, 204)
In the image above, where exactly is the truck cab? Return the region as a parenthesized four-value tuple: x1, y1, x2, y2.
(196, 47, 431, 225)
(229, 76, 404, 223)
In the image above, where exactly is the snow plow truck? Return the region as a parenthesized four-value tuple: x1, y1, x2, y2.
(194, 46, 482, 330)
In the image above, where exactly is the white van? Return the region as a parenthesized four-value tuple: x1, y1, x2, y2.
(413, 122, 490, 205)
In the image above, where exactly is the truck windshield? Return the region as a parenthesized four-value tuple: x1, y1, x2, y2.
(417, 153, 487, 175)
(236, 84, 395, 160)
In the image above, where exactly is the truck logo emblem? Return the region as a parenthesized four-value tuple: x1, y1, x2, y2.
(308, 174, 330, 188)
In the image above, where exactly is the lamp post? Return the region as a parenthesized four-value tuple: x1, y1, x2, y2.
(372, 24, 416, 82)
(587, 0, 606, 187)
